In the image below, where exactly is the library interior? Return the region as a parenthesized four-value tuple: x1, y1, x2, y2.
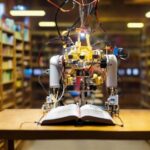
(0, 0, 150, 150)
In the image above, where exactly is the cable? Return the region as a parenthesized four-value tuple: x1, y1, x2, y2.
(66, 17, 80, 37)
(48, 0, 75, 12)
(19, 122, 36, 129)
(54, 0, 77, 43)
(57, 84, 66, 102)
(55, 1, 66, 41)
(114, 114, 124, 127)
(19, 114, 45, 128)
(73, 0, 98, 6)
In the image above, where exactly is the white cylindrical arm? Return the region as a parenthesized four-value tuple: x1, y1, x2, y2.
(106, 55, 118, 88)
(49, 55, 61, 88)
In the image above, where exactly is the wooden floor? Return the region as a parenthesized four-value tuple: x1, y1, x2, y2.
(22, 140, 150, 150)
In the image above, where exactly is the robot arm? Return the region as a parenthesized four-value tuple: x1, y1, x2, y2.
(42, 55, 63, 112)
(106, 54, 118, 88)
(49, 55, 61, 88)
(105, 54, 119, 115)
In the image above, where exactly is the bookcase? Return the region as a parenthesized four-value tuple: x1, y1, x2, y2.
(15, 22, 24, 108)
(0, 18, 16, 109)
(23, 25, 32, 107)
(0, 17, 32, 110)
(140, 25, 150, 108)
(0, 17, 32, 149)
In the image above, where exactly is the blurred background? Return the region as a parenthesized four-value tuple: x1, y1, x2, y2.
(0, 0, 150, 149)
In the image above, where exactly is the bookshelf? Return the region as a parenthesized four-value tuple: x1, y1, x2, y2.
(0, 17, 32, 109)
(15, 22, 24, 108)
(0, 18, 16, 109)
(23, 25, 32, 107)
(0, 17, 32, 149)
(140, 25, 150, 108)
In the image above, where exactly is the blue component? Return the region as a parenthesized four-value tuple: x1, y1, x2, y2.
(69, 91, 80, 97)
(113, 47, 119, 56)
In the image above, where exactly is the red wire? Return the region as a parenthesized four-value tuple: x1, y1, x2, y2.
(47, 0, 99, 11)
(73, 0, 98, 6)
(47, 0, 73, 12)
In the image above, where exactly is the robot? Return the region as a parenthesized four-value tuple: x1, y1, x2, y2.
(42, 0, 127, 115)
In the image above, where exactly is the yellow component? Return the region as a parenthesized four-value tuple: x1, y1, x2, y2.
(92, 73, 98, 79)
(65, 30, 96, 62)
(97, 76, 103, 85)
(86, 33, 91, 48)
(77, 46, 93, 61)
(67, 76, 73, 85)
(65, 75, 73, 85)
(92, 74, 103, 85)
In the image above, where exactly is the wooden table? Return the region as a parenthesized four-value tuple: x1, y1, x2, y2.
(0, 109, 150, 150)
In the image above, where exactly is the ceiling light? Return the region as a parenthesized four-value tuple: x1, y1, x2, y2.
(10, 10, 46, 16)
(39, 22, 73, 27)
(39, 21, 56, 27)
(145, 11, 150, 18)
(127, 22, 144, 28)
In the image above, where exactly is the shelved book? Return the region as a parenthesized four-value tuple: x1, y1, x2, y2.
(40, 104, 115, 125)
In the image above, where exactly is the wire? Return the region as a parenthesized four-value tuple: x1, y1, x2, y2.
(74, 0, 98, 6)
(48, 0, 98, 10)
(66, 17, 80, 37)
(19, 114, 45, 128)
(19, 122, 36, 129)
(57, 84, 66, 102)
(114, 114, 124, 127)
(47, 0, 74, 12)
(54, 0, 78, 43)
(55, 1, 67, 41)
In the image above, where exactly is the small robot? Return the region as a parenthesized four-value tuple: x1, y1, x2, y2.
(42, 0, 127, 115)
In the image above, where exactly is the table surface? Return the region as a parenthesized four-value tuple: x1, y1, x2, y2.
(0, 109, 150, 140)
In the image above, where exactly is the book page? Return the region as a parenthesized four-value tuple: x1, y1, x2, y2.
(40, 104, 79, 123)
(80, 104, 113, 121)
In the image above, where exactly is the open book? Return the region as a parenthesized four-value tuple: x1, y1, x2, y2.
(40, 104, 115, 125)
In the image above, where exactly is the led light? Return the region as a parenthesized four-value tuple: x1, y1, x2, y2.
(10, 10, 46, 16)
(80, 32, 86, 39)
(133, 68, 139, 76)
(126, 68, 132, 76)
(145, 11, 150, 18)
(39, 21, 56, 27)
(127, 22, 144, 28)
